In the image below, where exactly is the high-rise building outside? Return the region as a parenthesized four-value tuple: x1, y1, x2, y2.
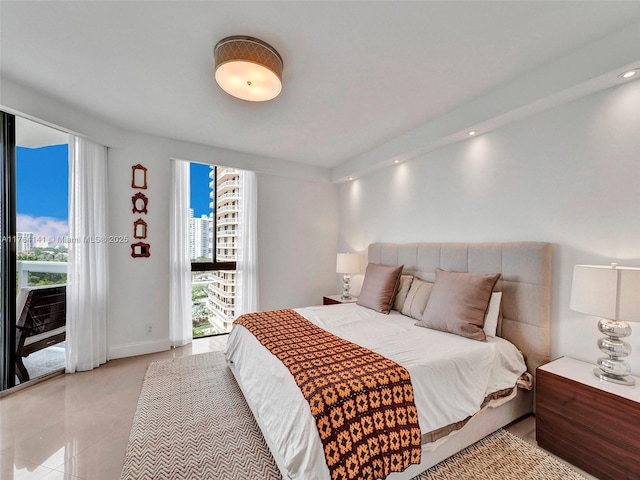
(189, 209, 213, 260)
(16, 232, 35, 253)
(206, 167, 239, 333)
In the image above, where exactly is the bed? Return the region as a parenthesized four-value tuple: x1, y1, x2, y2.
(226, 242, 551, 480)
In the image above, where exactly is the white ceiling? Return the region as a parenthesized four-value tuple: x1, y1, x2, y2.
(2, 1, 640, 170)
(15, 116, 68, 148)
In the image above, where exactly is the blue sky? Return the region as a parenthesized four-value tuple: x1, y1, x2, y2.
(17, 145, 69, 220)
(190, 162, 213, 217)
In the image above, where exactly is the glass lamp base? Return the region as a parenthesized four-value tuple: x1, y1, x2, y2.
(594, 367, 636, 386)
(341, 274, 352, 299)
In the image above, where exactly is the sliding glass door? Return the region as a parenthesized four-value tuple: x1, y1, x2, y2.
(0, 111, 69, 390)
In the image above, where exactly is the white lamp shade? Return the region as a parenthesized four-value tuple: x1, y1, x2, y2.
(336, 253, 361, 274)
(570, 264, 640, 322)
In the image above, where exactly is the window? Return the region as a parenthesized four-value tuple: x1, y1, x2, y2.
(190, 164, 239, 338)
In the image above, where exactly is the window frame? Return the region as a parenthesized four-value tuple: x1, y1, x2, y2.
(0, 111, 17, 390)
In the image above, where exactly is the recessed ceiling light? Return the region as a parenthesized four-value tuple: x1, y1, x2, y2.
(619, 69, 639, 80)
(467, 130, 478, 136)
(348, 177, 354, 181)
(393, 159, 400, 164)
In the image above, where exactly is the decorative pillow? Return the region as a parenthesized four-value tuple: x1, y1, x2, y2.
(357, 263, 404, 314)
(416, 269, 501, 341)
(483, 292, 503, 337)
(401, 278, 434, 320)
(392, 275, 414, 311)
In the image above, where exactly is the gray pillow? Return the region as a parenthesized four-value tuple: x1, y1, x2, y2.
(401, 278, 434, 320)
(357, 263, 403, 314)
(416, 269, 500, 341)
(392, 275, 414, 311)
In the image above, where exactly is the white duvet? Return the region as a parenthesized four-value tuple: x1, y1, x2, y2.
(226, 303, 527, 480)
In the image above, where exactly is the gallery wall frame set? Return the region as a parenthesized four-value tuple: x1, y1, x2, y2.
(131, 164, 150, 258)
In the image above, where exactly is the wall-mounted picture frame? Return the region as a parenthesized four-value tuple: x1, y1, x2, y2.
(131, 242, 151, 258)
(131, 164, 148, 189)
(133, 218, 148, 239)
(132, 192, 148, 214)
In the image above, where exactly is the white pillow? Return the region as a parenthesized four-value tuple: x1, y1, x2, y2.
(392, 275, 414, 311)
(483, 292, 502, 337)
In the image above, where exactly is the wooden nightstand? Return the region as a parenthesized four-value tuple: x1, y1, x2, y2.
(323, 295, 358, 306)
(536, 357, 640, 480)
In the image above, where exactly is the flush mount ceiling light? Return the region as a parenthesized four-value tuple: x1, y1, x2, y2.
(214, 36, 283, 102)
(619, 69, 639, 80)
(467, 130, 478, 136)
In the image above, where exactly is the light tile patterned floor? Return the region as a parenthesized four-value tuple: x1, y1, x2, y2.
(0, 335, 598, 480)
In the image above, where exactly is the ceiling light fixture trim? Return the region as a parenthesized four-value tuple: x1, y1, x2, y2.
(214, 35, 283, 102)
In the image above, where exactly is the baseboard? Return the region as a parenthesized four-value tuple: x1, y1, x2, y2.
(108, 338, 171, 359)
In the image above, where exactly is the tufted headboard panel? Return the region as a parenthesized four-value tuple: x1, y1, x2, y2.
(368, 242, 552, 375)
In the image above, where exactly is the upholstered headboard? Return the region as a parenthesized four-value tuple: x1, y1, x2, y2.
(368, 242, 552, 375)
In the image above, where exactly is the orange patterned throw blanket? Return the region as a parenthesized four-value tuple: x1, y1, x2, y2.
(234, 309, 422, 480)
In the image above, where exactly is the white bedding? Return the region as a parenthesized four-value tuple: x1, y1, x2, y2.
(226, 303, 527, 480)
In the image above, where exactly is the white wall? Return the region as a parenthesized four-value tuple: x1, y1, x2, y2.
(258, 174, 339, 310)
(107, 133, 173, 357)
(338, 79, 640, 375)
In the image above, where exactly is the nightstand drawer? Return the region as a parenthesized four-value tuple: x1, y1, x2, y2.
(537, 406, 638, 480)
(536, 361, 640, 480)
(537, 370, 640, 445)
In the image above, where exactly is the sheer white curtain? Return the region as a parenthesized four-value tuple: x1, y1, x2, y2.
(169, 159, 192, 347)
(66, 135, 109, 373)
(235, 169, 259, 316)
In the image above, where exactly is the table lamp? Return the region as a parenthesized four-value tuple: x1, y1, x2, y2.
(570, 263, 640, 386)
(336, 253, 361, 299)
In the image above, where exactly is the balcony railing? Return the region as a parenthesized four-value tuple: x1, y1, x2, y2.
(208, 283, 235, 299)
(215, 242, 237, 249)
(218, 218, 238, 225)
(216, 168, 239, 181)
(217, 192, 239, 202)
(211, 270, 235, 279)
(216, 205, 238, 215)
(206, 295, 235, 313)
(206, 311, 234, 333)
(17, 260, 68, 289)
(218, 180, 240, 191)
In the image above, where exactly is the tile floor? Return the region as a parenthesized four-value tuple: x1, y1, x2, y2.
(0, 335, 598, 480)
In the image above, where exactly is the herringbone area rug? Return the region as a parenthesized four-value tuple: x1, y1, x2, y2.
(121, 351, 586, 480)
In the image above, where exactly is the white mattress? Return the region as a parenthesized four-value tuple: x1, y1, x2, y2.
(226, 303, 527, 480)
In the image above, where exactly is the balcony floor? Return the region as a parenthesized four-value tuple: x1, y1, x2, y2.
(20, 343, 66, 383)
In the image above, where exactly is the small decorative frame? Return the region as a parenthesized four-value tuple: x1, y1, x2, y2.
(133, 218, 148, 239)
(131, 164, 148, 189)
(131, 242, 151, 258)
(132, 192, 148, 214)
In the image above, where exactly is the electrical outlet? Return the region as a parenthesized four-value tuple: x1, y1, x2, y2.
(145, 324, 153, 335)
